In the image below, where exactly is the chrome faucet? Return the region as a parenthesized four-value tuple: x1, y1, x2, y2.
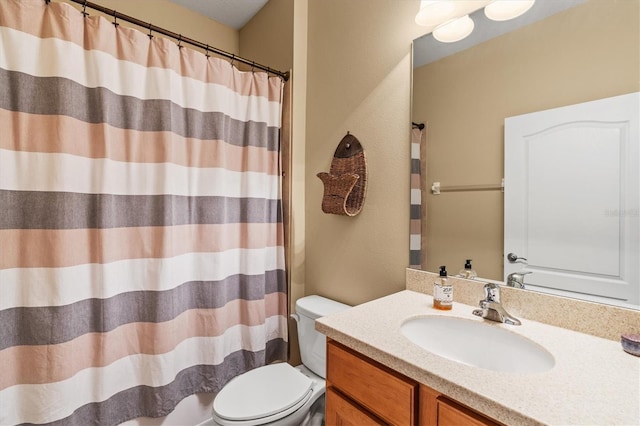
(472, 282, 521, 326)
(506, 271, 531, 289)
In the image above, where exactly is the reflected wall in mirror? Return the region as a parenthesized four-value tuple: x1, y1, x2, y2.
(411, 0, 640, 309)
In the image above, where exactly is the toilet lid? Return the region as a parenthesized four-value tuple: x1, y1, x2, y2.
(213, 363, 313, 422)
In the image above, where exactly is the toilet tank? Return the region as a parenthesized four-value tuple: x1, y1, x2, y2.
(294, 295, 350, 378)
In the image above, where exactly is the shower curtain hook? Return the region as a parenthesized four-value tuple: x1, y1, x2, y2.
(82, 0, 89, 17)
(205, 44, 210, 58)
(230, 54, 236, 68)
(251, 61, 255, 73)
(112, 10, 119, 27)
(147, 22, 153, 39)
(177, 34, 183, 49)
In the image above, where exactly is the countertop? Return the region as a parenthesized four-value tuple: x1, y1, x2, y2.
(315, 290, 640, 426)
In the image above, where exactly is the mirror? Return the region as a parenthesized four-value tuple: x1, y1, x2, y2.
(411, 0, 640, 309)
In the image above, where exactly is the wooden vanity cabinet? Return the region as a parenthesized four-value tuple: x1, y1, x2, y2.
(326, 339, 418, 425)
(326, 340, 502, 426)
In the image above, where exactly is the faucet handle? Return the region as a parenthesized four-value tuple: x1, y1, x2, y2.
(482, 282, 501, 303)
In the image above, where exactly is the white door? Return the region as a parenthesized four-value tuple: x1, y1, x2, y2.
(504, 92, 639, 307)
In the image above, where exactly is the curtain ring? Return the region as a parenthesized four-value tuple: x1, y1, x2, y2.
(230, 54, 235, 68)
(82, 0, 89, 17)
(147, 22, 153, 40)
(112, 10, 119, 27)
(177, 34, 183, 49)
(205, 44, 210, 58)
(251, 61, 255, 72)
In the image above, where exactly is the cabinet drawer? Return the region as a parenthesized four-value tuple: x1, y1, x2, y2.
(327, 340, 418, 425)
(326, 387, 384, 426)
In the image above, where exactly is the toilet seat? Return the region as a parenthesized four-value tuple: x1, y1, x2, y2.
(213, 363, 314, 425)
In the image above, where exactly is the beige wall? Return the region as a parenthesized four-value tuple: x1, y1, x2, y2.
(413, 0, 640, 280)
(239, 0, 429, 369)
(304, 0, 426, 306)
(239, 0, 293, 73)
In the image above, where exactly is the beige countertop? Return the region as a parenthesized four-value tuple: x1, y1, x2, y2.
(315, 290, 640, 426)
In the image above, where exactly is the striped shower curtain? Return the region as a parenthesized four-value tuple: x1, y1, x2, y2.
(0, 0, 288, 424)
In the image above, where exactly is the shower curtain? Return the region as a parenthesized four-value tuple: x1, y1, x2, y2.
(0, 0, 288, 424)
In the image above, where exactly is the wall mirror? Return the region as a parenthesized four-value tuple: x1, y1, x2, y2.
(411, 0, 640, 309)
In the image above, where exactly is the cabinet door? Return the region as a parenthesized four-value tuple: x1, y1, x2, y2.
(326, 387, 385, 426)
(436, 397, 501, 426)
(327, 340, 418, 425)
(419, 385, 502, 426)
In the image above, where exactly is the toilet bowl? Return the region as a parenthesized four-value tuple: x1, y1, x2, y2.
(211, 295, 350, 426)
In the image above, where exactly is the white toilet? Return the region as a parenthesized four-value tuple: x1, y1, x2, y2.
(211, 295, 350, 426)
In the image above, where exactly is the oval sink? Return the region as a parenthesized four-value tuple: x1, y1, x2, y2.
(401, 316, 554, 374)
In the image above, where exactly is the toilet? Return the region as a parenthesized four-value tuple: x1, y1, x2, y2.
(211, 295, 350, 426)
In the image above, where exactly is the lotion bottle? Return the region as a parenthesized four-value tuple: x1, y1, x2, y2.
(433, 265, 453, 310)
(458, 259, 478, 279)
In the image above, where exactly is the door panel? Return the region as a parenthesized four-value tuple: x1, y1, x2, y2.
(504, 92, 639, 306)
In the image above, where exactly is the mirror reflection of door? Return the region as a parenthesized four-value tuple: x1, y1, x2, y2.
(504, 92, 639, 308)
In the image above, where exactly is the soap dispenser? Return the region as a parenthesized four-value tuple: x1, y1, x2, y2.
(458, 259, 477, 279)
(433, 265, 453, 310)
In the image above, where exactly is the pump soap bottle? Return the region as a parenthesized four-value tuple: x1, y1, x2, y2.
(433, 265, 453, 310)
(458, 259, 477, 279)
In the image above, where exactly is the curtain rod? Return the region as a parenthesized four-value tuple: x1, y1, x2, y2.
(47, 0, 290, 81)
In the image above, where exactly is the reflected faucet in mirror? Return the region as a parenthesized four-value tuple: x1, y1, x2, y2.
(506, 272, 531, 289)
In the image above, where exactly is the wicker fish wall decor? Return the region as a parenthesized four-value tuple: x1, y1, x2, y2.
(317, 132, 368, 216)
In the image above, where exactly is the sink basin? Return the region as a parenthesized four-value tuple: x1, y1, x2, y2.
(401, 316, 554, 373)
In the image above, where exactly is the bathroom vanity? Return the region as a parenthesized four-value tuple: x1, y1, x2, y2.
(316, 270, 640, 425)
(326, 339, 500, 425)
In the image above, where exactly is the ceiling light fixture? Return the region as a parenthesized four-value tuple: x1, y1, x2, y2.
(415, 0, 457, 27)
(484, 0, 536, 21)
(415, 0, 536, 43)
(432, 14, 475, 43)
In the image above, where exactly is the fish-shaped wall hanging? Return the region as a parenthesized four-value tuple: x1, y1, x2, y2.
(317, 132, 367, 216)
